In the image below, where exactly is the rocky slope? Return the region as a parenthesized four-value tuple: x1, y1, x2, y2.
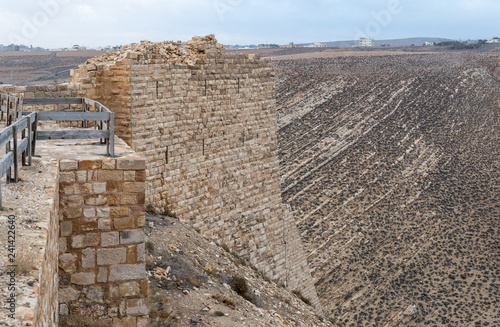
(275, 51, 499, 326)
(144, 212, 333, 327)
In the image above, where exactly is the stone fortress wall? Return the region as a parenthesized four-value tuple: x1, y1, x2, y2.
(70, 35, 321, 310)
(0, 85, 149, 326)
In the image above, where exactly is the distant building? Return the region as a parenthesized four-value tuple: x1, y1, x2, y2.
(424, 41, 435, 46)
(283, 42, 300, 48)
(486, 38, 500, 43)
(359, 38, 374, 47)
(313, 43, 326, 48)
(467, 40, 479, 44)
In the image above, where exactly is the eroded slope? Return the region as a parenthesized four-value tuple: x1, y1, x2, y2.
(276, 52, 500, 326)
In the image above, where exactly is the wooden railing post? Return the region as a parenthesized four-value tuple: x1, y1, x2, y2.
(12, 125, 18, 183)
(31, 113, 38, 157)
(21, 127, 26, 166)
(28, 114, 33, 165)
(5, 98, 10, 126)
(6, 134, 11, 184)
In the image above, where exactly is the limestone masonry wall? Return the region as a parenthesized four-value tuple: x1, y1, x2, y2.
(71, 35, 321, 310)
(33, 161, 60, 327)
(57, 154, 148, 326)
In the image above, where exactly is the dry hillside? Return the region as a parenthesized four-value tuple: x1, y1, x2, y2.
(275, 51, 500, 326)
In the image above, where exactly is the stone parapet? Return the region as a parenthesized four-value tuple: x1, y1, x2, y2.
(35, 137, 148, 327)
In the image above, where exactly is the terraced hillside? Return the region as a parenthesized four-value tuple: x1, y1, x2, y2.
(275, 51, 500, 326)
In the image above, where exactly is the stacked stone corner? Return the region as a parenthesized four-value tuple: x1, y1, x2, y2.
(57, 156, 148, 327)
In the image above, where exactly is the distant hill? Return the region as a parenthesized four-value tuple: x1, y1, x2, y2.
(303, 37, 452, 48)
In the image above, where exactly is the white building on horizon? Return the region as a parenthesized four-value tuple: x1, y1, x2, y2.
(359, 38, 374, 47)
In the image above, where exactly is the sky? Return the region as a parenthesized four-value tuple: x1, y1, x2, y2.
(0, 0, 499, 49)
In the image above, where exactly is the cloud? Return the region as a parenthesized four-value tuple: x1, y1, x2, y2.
(0, 0, 498, 48)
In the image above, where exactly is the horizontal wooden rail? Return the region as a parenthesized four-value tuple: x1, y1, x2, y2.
(0, 93, 115, 157)
(22, 97, 84, 105)
(31, 111, 111, 121)
(37, 130, 109, 140)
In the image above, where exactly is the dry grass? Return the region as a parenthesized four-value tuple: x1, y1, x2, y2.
(11, 239, 38, 276)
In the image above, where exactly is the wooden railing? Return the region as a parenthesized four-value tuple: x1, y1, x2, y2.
(0, 112, 37, 207)
(0, 94, 115, 208)
(0, 95, 115, 156)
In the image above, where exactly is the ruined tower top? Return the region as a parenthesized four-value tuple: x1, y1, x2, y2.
(83, 34, 225, 68)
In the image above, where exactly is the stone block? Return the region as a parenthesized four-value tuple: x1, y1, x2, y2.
(123, 182, 146, 193)
(82, 248, 96, 268)
(137, 317, 149, 327)
(60, 160, 78, 171)
(140, 278, 149, 297)
(137, 193, 146, 205)
(126, 245, 137, 263)
(72, 233, 100, 248)
(59, 237, 68, 254)
(74, 219, 98, 232)
(59, 253, 77, 273)
(62, 195, 84, 208)
(60, 221, 73, 237)
(59, 172, 76, 183)
(71, 272, 95, 285)
(121, 194, 138, 205)
(130, 206, 145, 215)
(83, 207, 96, 218)
(124, 171, 136, 181)
(114, 216, 135, 229)
(120, 230, 144, 245)
(98, 218, 112, 231)
(137, 215, 145, 228)
(59, 304, 68, 316)
(93, 182, 107, 194)
(119, 281, 140, 297)
(85, 194, 108, 205)
(109, 194, 119, 206)
(76, 170, 88, 182)
(109, 263, 146, 281)
(137, 243, 145, 262)
(117, 159, 146, 170)
(97, 247, 127, 265)
(112, 317, 136, 327)
(126, 298, 149, 316)
(103, 158, 116, 169)
(136, 170, 147, 182)
(86, 285, 104, 302)
(101, 231, 119, 247)
(98, 170, 123, 181)
(79, 160, 102, 170)
(97, 267, 108, 283)
(97, 207, 111, 218)
(111, 207, 129, 217)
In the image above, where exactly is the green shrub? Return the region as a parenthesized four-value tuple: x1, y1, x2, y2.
(292, 290, 312, 306)
(231, 275, 253, 302)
